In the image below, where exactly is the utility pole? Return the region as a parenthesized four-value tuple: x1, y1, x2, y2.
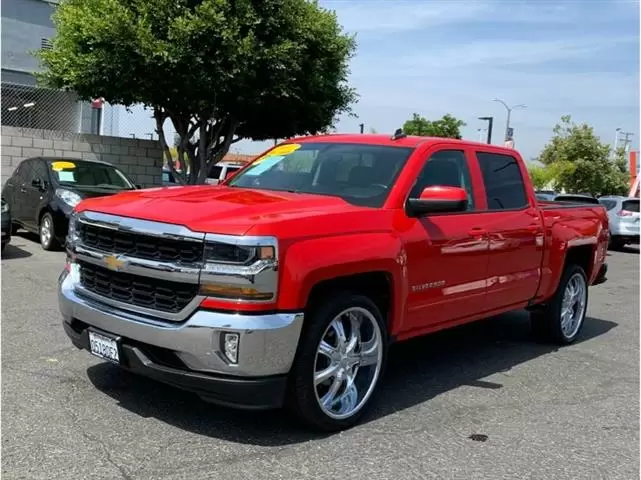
(621, 131, 634, 155)
(478, 116, 494, 144)
(359, 123, 364, 134)
(493, 98, 526, 144)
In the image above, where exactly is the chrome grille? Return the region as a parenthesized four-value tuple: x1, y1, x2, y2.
(78, 222, 204, 263)
(78, 261, 199, 313)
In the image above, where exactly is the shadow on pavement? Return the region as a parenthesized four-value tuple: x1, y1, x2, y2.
(86, 311, 617, 446)
(1, 243, 32, 260)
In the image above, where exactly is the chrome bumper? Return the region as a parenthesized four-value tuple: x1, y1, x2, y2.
(58, 268, 304, 377)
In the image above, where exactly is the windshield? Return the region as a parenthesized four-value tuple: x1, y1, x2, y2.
(48, 160, 134, 189)
(227, 142, 414, 207)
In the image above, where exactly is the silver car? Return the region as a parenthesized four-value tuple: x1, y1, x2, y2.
(598, 196, 640, 248)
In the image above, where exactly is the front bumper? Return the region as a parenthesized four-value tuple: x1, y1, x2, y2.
(59, 268, 304, 409)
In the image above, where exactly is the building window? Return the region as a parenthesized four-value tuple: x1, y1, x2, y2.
(41, 39, 53, 51)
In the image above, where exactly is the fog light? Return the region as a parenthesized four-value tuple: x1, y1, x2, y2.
(222, 332, 239, 364)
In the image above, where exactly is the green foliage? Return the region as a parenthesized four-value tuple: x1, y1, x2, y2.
(527, 165, 553, 190)
(538, 115, 629, 196)
(37, 0, 357, 184)
(402, 113, 466, 139)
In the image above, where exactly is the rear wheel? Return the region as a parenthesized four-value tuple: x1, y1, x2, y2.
(287, 293, 388, 431)
(531, 264, 588, 345)
(39, 213, 60, 251)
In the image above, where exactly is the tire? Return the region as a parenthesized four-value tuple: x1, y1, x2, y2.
(609, 235, 624, 250)
(530, 264, 588, 345)
(287, 293, 388, 432)
(39, 213, 60, 251)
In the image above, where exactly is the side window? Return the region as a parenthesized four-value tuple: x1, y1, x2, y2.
(16, 160, 33, 182)
(410, 150, 475, 210)
(476, 152, 528, 210)
(32, 160, 48, 183)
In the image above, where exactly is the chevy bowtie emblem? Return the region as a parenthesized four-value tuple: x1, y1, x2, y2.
(104, 255, 126, 271)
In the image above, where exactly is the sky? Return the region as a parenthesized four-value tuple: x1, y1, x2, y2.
(118, 0, 640, 162)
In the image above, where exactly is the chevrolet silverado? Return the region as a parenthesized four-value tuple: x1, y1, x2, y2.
(59, 133, 609, 431)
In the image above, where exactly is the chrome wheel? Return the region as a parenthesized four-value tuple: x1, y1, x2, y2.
(560, 272, 587, 339)
(40, 216, 52, 247)
(313, 307, 383, 420)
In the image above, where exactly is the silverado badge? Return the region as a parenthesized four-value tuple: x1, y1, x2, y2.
(104, 255, 126, 272)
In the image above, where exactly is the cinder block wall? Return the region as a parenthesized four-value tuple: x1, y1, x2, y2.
(1, 126, 163, 187)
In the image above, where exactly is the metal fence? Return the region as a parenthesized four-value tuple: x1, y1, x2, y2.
(1, 82, 162, 140)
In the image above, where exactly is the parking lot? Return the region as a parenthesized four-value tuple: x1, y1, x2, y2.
(1, 234, 639, 480)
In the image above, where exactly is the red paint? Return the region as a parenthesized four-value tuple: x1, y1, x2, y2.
(419, 185, 467, 201)
(76, 134, 609, 341)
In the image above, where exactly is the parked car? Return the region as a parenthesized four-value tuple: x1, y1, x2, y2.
(553, 193, 601, 204)
(535, 192, 556, 201)
(1, 198, 11, 252)
(598, 195, 640, 249)
(205, 161, 245, 185)
(2, 157, 139, 250)
(59, 134, 609, 431)
(162, 167, 184, 186)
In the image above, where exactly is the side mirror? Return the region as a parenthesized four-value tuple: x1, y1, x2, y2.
(135, 184, 142, 189)
(406, 186, 468, 216)
(31, 178, 44, 190)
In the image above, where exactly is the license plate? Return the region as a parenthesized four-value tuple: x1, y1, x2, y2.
(88, 330, 120, 364)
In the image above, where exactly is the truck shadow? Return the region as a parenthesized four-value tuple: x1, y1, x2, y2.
(86, 311, 616, 446)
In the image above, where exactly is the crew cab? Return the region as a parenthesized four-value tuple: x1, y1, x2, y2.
(59, 133, 609, 431)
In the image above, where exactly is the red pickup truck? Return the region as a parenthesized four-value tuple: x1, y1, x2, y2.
(59, 133, 609, 431)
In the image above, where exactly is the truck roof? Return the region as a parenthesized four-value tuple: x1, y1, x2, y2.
(290, 133, 515, 152)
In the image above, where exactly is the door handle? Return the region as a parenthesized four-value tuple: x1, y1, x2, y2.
(526, 224, 542, 233)
(469, 227, 487, 236)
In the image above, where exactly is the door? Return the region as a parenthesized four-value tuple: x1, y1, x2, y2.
(403, 148, 490, 333)
(474, 151, 544, 311)
(23, 159, 49, 229)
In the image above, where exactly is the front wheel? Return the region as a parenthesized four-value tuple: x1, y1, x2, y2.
(287, 293, 388, 431)
(39, 213, 60, 251)
(531, 264, 588, 345)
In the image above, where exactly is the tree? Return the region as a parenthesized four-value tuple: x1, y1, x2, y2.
(37, 0, 357, 184)
(538, 115, 629, 196)
(527, 164, 553, 190)
(402, 113, 466, 139)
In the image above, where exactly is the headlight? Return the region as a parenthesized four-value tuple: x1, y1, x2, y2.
(199, 236, 278, 302)
(66, 212, 79, 247)
(1, 201, 9, 214)
(55, 188, 83, 208)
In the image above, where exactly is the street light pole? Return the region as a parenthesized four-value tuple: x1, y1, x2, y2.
(478, 116, 493, 144)
(493, 98, 527, 143)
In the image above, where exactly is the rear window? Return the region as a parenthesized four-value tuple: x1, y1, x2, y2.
(622, 199, 639, 213)
(598, 199, 617, 210)
(476, 152, 528, 210)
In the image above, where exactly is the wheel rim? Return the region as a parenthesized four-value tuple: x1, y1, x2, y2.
(41, 217, 52, 246)
(560, 273, 587, 339)
(313, 306, 383, 420)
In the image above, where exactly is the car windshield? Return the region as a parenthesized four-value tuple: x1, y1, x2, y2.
(226, 142, 414, 207)
(48, 160, 134, 189)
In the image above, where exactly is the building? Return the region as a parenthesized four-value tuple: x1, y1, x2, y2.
(1, 0, 117, 135)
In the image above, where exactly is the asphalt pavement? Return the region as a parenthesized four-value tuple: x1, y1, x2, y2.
(2, 233, 639, 480)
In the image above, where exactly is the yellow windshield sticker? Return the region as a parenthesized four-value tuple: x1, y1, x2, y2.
(253, 143, 301, 165)
(51, 161, 76, 171)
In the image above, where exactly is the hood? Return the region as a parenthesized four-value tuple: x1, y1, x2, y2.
(61, 185, 134, 199)
(75, 185, 378, 236)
